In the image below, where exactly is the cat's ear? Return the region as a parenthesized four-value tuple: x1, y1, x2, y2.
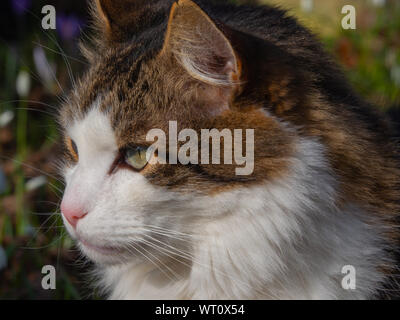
(161, 0, 241, 112)
(93, 0, 173, 43)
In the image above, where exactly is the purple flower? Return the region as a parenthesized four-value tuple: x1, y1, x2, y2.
(11, 0, 32, 16)
(57, 14, 85, 41)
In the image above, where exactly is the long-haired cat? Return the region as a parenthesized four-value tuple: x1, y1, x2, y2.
(59, 0, 400, 299)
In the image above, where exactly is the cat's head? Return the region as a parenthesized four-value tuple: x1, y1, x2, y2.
(59, 0, 307, 265)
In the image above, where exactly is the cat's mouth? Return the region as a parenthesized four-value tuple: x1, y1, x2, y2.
(77, 236, 145, 265)
(78, 236, 124, 256)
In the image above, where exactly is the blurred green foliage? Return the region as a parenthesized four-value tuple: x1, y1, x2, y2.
(264, 0, 400, 107)
(325, 1, 400, 107)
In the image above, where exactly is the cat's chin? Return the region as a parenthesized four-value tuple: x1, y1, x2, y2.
(78, 239, 134, 266)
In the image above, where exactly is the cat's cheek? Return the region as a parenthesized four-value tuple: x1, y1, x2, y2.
(62, 164, 77, 184)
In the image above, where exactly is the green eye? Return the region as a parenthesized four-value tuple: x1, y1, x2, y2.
(125, 146, 149, 171)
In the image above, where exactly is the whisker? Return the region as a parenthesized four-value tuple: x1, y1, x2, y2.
(30, 211, 59, 239)
(133, 240, 180, 280)
(0, 39, 66, 102)
(30, 212, 58, 216)
(125, 242, 175, 282)
(142, 228, 196, 243)
(14, 107, 56, 118)
(0, 155, 65, 186)
(140, 224, 198, 238)
(42, 33, 76, 91)
(33, 41, 88, 65)
(20, 231, 66, 250)
(33, 200, 60, 206)
(141, 233, 273, 298)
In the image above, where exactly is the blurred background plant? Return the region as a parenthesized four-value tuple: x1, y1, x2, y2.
(0, 0, 399, 299)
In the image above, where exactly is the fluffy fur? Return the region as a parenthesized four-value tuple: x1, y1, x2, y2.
(59, 0, 400, 299)
(63, 105, 390, 299)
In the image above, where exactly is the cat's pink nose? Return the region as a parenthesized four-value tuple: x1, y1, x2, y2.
(61, 202, 88, 229)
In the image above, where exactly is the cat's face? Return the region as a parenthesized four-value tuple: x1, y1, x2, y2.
(59, 0, 297, 266)
(61, 106, 203, 265)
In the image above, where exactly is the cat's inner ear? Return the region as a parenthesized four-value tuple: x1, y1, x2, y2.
(162, 0, 241, 108)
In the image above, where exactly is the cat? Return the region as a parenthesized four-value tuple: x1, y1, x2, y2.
(59, 0, 400, 299)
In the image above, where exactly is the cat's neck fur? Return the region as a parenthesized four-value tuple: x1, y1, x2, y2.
(96, 138, 388, 299)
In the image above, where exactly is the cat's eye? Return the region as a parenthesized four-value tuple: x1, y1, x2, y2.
(67, 138, 79, 161)
(124, 146, 148, 171)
